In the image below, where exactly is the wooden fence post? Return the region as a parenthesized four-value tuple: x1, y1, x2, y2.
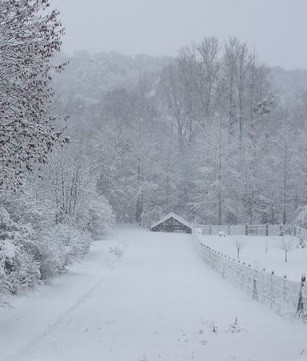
(253, 273, 258, 301)
(209, 224, 212, 235)
(279, 224, 283, 236)
(270, 271, 275, 309)
(245, 224, 248, 236)
(228, 224, 230, 236)
(266, 223, 269, 236)
(297, 274, 306, 319)
(283, 275, 288, 302)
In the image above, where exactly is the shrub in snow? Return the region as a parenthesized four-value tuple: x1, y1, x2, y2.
(83, 195, 115, 240)
(37, 224, 92, 279)
(0, 197, 94, 294)
(1, 190, 55, 230)
(0, 207, 41, 294)
(295, 206, 307, 228)
(109, 246, 124, 258)
(228, 317, 243, 333)
(299, 237, 306, 249)
(0, 241, 41, 294)
(0, 183, 115, 297)
(108, 246, 125, 268)
(208, 322, 218, 334)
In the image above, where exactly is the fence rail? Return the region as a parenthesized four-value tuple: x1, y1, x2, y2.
(194, 233, 307, 321)
(200, 223, 307, 241)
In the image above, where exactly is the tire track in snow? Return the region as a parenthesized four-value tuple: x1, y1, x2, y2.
(7, 276, 107, 361)
(7, 242, 126, 361)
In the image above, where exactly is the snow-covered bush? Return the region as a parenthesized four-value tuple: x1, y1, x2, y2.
(0, 240, 41, 294)
(295, 206, 307, 228)
(0, 190, 56, 231)
(0, 133, 116, 296)
(81, 195, 115, 240)
(0, 207, 41, 294)
(0, 190, 96, 294)
(36, 224, 92, 279)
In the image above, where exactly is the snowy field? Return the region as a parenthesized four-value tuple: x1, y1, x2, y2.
(198, 234, 307, 282)
(0, 228, 306, 361)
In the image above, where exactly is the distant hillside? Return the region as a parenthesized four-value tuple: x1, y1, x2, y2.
(53, 51, 173, 105)
(53, 51, 307, 125)
(270, 66, 307, 103)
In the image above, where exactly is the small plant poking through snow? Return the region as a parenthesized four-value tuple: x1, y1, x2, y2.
(227, 317, 249, 334)
(210, 322, 218, 334)
(228, 317, 241, 333)
(109, 246, 123, 258)
(108, 246, 124, 268)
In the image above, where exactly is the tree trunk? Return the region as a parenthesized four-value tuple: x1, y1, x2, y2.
(218, 117, 223, 225)
(283, 143, 288, 224)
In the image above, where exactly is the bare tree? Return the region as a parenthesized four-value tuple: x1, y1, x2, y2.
(279, 236, 296, 263)
(233, 238, 248, 260)
(161, 64, 189, 153)
(195, 37, 220, 122)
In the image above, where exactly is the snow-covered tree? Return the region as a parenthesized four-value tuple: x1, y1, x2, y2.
(279, 235, 296, 263)
(233, 238, 248, 260)
(0, 0, 67, 189)
(48, 38, 307, 227)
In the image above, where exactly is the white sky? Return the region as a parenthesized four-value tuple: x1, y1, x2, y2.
(51, 0, 307, 70)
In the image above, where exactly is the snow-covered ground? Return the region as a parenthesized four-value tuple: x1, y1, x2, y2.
(198, 234, 307, 281)
(0, 228, 306, 361)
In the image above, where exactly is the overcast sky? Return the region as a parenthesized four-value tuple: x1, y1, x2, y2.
(52, 0, 307, 70)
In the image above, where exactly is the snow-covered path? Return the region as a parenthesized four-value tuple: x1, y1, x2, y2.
(0, 228, 306, 361)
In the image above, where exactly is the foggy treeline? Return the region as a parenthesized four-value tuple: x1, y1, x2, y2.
(53, 37, 307, 227)
(1, 13, 307, 295)
(1, 0, 307, 354)
(2, 0, 307, 317)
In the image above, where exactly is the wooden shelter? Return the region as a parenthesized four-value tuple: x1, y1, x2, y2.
(150, 213, 193, 234)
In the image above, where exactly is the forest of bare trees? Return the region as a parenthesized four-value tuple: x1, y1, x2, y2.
(52, 37, 307, 227)
(2, 21, 307, 294)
